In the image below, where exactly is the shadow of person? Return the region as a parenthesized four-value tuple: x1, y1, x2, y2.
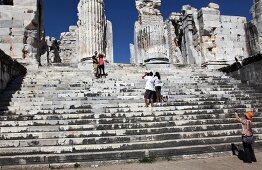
(231, 143, 257, 163)
(238, 150, 245, 161)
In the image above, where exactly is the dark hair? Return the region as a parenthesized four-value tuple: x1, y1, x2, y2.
(155, 72, 161, 80)
(149, 72, 153, 76)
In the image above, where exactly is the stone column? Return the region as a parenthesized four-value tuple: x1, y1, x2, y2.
(78, 0, 107, 61)
(132, 0, 169, 66)
(253, 0, 262, 53)
(106, 20, 114, 63)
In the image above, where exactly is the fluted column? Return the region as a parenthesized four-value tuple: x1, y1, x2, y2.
(132, 0, 169, 65)
(78, 0, 107, 61)
(253, 0, 262, 52)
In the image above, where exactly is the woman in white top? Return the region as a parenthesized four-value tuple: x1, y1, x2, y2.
(154, 72, 163, 103)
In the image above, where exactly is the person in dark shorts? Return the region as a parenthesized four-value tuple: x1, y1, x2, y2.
(92, 51, 98, 77)
(142, 72, 154, 107)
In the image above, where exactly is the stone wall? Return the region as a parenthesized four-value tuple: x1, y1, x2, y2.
(167, 3, 250, 68)
(227, 55, 262, 91)
(60, 26, 79, 65)
(252, 0, 262, 54)
(246, 0, 262, 55)
(0, 49, 26, 92)
(0, 0, 44, 65)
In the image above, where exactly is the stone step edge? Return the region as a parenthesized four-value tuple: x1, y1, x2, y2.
(1, 117, 262, 128)
(6, 103, 257, 112)
(2, 126, 262, 140)
(1, 100, 258, 108)
(1, 133, 261, 148)
(0, 128, 250, 140)
(1, 116, 257, 125)
(0, 151, 234, 170)
(0, 141, 261, 166)
(2, 121, 262, 133)
(1, 111, 260, 122)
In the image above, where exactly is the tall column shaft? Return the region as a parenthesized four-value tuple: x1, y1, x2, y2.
(253, 0, 262, 51)
(78, 0, 107, 61)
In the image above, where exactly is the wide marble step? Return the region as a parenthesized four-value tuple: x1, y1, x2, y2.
(0, 140, 261, 167)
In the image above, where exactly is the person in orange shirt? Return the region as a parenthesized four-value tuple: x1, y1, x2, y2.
(234, 111, 257, 163)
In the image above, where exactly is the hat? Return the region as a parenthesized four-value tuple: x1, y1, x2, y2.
(245, 112, 254, 120)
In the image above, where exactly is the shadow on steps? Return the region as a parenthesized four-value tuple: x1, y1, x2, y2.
(0, 76, 25, 114)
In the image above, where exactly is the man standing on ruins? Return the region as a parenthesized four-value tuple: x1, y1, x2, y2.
(92, 51, 98, 78)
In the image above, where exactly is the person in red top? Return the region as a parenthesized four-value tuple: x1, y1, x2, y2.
(234, 111, 256, 163)
(98, 54, 105, 78)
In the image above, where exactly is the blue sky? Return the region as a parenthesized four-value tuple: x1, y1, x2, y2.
(44, 0, 253, 64)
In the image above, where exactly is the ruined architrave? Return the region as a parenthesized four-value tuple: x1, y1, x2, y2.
(77, 0, 113, 63)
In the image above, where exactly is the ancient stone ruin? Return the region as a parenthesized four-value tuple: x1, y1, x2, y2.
(131, 0, 262, 69)
(1, 0, 262, 169)
(0, 0, 44, 65)
(1, 0, 261, 69)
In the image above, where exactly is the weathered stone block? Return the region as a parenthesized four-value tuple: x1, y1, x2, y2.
(0, 28, 10, 35)
(199, 8, 220, 16)
(11, 28, 25, 36)
(0, 20, 24, 28)
(13, 0, 38, 7)
(208, 3, 220, 10)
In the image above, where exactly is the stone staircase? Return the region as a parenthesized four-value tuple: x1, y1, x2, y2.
(0, 64, 262, 169)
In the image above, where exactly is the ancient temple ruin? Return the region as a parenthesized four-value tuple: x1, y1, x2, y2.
(77, 0, 113, 63)
(131, 1, 261, 69)
(1, 0, 262, 168)
(130, 0, 169, 65)
(0, 0, 44, 65)
(169, 3, 250, 68)
(0, 0, 261, 68)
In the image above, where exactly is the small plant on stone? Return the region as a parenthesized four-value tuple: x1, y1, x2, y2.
(139, 156, 155, 163)
(74, 163, 81, 168)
